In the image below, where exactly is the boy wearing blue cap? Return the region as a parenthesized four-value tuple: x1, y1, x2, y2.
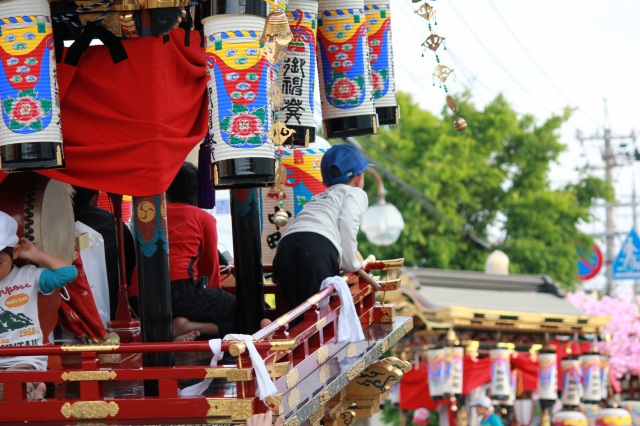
(272, 144, 380, 312)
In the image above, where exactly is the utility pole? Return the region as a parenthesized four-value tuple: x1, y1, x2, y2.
(576, 99, 637, 296)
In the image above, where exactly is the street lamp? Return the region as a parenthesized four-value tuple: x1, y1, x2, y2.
(361, 167, 405, 246)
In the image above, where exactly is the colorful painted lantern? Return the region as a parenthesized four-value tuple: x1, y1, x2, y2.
(426, 347, 446, 400)
(490, 348, 511, 400)
(561, 358, 583, 408)
(596, 408, 632, 426)
(539, 351, 559, 401)
(203, 14, 276, 188)
(448, 346, 464, 396)
(582, 404, 601, 426)
(276, 0, 319, 146)
(260, 139, 329, 264)
(553, 411, 589, 426)
(364, 0, 398, 125)
(601, 356, 610, 401)
(619, 402, 640, 426)
(0, 0, 64, 172)
(317, 0, 377, 139)
(581, 353, 602, 403)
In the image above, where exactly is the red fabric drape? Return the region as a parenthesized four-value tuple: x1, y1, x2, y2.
(399, 363, 437, 410)
(510, 353, 539, 392)
(0, 29, 208, 196)
(462, 355, 492, 395)
(552, 339, 592, 390)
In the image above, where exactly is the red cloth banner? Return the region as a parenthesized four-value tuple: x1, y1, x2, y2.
(0, 29, 208, 196)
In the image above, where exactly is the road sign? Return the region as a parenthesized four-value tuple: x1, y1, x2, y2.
(577, 244, 603, 281)
(612, 229, 640, 280)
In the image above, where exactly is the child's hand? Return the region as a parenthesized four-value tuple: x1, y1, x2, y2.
(12, 237, 39, 262)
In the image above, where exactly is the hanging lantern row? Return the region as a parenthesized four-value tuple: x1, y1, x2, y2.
(412, 0, 466, 132)
(426, 344, 463, 400)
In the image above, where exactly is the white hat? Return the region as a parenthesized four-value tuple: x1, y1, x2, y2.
(0, 211, 19, 251)
(413, 408, 430, 423)
(470, 395, 492, 409)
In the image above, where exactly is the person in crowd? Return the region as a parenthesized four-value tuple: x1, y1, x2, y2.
(0, 211, 78, 400)
(470, 396, 505, 426)
(272, 144, 380, 312)
(71, 186, 136, 319)
(165, 162, 238, 341)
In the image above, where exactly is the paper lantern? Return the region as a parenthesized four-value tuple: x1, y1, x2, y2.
(490, 348, 511, 400)
(596, 409, 632, 426)
(260, 140, 329, 264)
(560, 358, 583, 408)
(317, 0, 377, 139)
(203, 15, 276, 188)
(514, 400, 535, 426)
(601, 356, 610, 401)
(426, 347, 446, 400)
(364, 0, 398, 125)
(582, 404, 601, 426)
(553, 411, 589, 426)
(581, 353, 602, 403)
(619, 402, 640, 426)
(449, 346, 464, 396)
(0, 0, 64, 172)
(539, 351, 559, 401)
(276, 0, 319, 146)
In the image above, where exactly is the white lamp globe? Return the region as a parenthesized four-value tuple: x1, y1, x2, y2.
(361, 201, 405, 246)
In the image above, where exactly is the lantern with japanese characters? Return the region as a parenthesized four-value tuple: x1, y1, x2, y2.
(539, 350, 559, 402)
(490, 348, 512, 400)
(0, 0, 65, 172)
(276, 0, 318, 146)
(317, 0, 377, 139)
(364, 0, 398, 125)
(260, 138, 329, 264)
(581, 353, 602, 404)
(203, 15, 276, 188)
(426, 347, 446, 400)
(560, 358, 583, 408)
(448, 345, 464, 397)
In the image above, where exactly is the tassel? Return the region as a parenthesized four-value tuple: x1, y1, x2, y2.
(197, 136, 215, 209)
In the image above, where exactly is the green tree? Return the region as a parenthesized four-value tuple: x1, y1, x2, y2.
(356, 91, 613, 289)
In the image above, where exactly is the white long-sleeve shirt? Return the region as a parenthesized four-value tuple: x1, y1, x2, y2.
(280, 183, 368, 272)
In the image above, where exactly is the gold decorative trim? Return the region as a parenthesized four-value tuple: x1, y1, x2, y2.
(61, 371, 117, 381)
(403, 318, 414, 333)
(61, 401, 119, 419)
(309, 407, 324, 426)
(287, 387, 301, 409)
(269, 339, 297, 351)
(61, 343, 120, 352)
(286, 368, 299, 389)
(306, 293, 323, 305)
(227, 369, 253, 382)
(347, 359, 366, 380)
(319, 389, 330, 406)
(346, 343, 358, 357)
(206, 398, 253, 420)
(146, 0, 190, 7)
(316, 317, 327, 331)
(276, 314, 291, 327)
(285, 415, 299, 426)
(317, 346, 329, 365)
(381, 339, 389, 353)
(319, 364, 330, 385)
(267, 361, 291, 378)
(265, 393, 284, 415)
(229, 342, 246, 356)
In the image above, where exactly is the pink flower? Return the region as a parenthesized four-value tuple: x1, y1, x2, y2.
(330, 77, 360, 101)
(11, 97, 43, 125)
(228, 112, 261, 139)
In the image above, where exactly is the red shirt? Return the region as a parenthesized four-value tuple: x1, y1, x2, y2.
(166, 203, 220, 287)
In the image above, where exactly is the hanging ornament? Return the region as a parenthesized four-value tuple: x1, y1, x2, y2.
(268, 121, 296, 146)
(453, 117, 467, 132)
(433, 64, 454, 84)
(446, 95, 458, 113)
(422, 34, 445, 55)
(414, 3, 436, 22)
(261, 11, 293, 46)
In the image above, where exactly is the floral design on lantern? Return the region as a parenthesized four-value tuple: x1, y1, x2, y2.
(0, 15, 55, 134)
(318, 10, 368, 109)
(219, 104, 266, 146)
(365, 3, 391, 99)
(328, 74, 364, 106)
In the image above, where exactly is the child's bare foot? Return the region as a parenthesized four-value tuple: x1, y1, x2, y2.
(174, 330, 200, 342)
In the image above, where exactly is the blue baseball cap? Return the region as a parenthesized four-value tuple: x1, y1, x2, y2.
(321, 144, 371, 186)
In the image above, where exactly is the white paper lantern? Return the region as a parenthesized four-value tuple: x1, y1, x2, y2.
(490, 348, 511, 400)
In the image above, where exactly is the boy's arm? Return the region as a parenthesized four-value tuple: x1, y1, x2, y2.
(13, 237, 71, 269)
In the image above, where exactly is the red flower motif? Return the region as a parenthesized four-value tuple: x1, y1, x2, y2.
(331, 77, 359, 101)
(228, 112, 262, 139)
(11, 97, 43, 125)
(371, 71, 383, 93)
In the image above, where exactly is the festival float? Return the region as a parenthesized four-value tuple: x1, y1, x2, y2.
(0, 0, 414, 424)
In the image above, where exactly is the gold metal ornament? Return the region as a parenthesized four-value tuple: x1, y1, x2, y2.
(274, 164, 287, 191)
(260, 11, 293, 46)
(414, 3, 436, 21)
(268, 85, 285, 108)
(446, 95, 458, 113)
(433, 65, 454, 83)
(454, 117, 467, 132)
(422, 34, 445, 52)
(268, 122, 296, 146)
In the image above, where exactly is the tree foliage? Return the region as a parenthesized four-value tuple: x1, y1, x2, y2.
(357, 91, 613, 289)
